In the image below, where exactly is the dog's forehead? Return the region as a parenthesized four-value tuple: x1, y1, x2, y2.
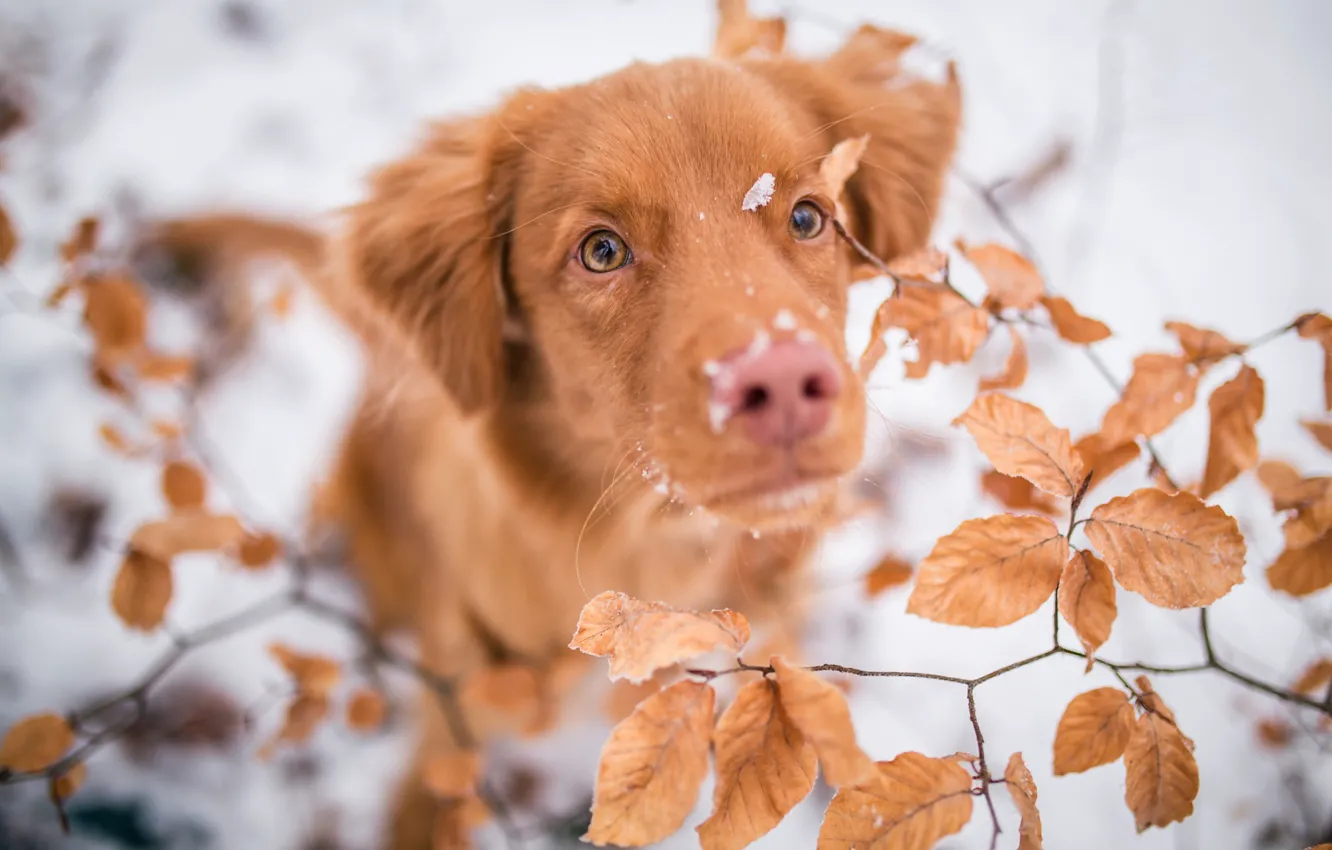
(522, 59, 814, 208)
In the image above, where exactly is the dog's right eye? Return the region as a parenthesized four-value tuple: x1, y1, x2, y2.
(578, 230, 631, 273)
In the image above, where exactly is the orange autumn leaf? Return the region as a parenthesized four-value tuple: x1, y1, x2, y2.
(1278, 479, 1332, 550)
(979, 324, 1029, 392)
(1267, 532, 1332, 597)
(868, 287, 990, 379)
(713, 0, 786, 59)
(50, 761, 88, 802)
(1099, 353, 1200, 445)
(1058, 551, 1117, 668)
(268, 644, 341, 699)
(1254, 718, 1292, 749)
(820, 134, 870, 216)
(584, 680, 714, 847)
(59, 217, 99, 263)
(150, 420, 182, 442)
(98, 422, 134, 454)
(1292, 658, 1332, 696)
(1199, 365, 1264, 498)
(980, 470, 1061, 516)
(1041, 295, 1111, 344)
(863, 553, 913, 597)
(161, 460, 207, 512)
(258, 693, 328, 759)
(1296, 311, 1332, 410)
(0, 713, 75, 772)
(953, 393, 1084, 497)
(1052, 688, 1135, 775)
(771, 656, 875, 789)
(129, 513, 245, 562)
(346, 688, 386, 733)
(815, 752, 973, 850)
(1073, 433, 1140, 494)
(1004, 753, 1043, 850)
(0, 200, 16, 266)
(1133, 675, 1177, 725)
(136, 352, 195, 382)
(1255, 459, 1302, 501)
(111, 550, 173, 632)
(906, 514, 1068, 628)
(1123, 711, 1199, 832)
(1303, 418, 1332, 452)
(696, 679, 816, 850)
(1084, 488, 1245, 608)
(886, 246, 947, 284)
(1164, 320, 1245, 365)
(236, 531, 282, 569)
(82, 274, 148, 364)
(958, 241, 1044, 311)
(568, 591, 750, 683)
(424, 752, 482, 799)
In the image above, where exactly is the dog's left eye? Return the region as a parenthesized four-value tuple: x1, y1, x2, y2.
(578, 229, 631, 273)
(789, 200, 825, 240)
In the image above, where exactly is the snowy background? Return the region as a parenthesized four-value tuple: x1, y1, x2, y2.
(1, 0, 1330, 848)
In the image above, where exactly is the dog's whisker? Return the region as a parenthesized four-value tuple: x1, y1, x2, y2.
(496, 116, 601, 179)
(856, 155, 931, 220)
(487, 200, 589, 240)
(574, 444, 647, 598)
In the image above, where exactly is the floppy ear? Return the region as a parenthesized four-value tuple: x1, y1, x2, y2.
(753, 26, 963, 260)
(343, 115, 520, 413)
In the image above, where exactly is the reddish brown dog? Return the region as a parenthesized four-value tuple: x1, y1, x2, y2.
(150, 15, 961, 848)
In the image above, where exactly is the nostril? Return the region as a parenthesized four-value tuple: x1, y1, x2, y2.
(802, 374, 827, 400)
(740, 385, 770, 413)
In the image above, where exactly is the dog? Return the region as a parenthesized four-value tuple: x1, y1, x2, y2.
(145, 11, 961, 847)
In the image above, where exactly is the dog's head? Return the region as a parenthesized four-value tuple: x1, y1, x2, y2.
(345, 27, 960, 530)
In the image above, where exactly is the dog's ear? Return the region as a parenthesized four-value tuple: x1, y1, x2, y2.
(753, 26, 963, 260)
(343, 115, 522, 413)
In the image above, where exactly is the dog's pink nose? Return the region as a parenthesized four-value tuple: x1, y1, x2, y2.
(711, 339, 842, 447)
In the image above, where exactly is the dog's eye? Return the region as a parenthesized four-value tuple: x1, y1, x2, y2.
(578, 230, 631, 273)
(789, 201, 825, 240)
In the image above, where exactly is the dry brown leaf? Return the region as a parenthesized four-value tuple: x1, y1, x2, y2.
(1293, 658, 1332, 696)
(1296, 312, 1332, 410)
(1123, 711, 1199, 832)
(1085, 488, 1245, 608)
(136, 352, 195, 382)
(863, 553, 913, 597)
(1199, 365, 1265, 498)
(269, 644, 341, 698)
(1254, 718, 1293, 749)
(258, 693, 328, 758)
(980, 470, 1061, 516)
(161, 460, 207, 512)
(129, 513, 245, 562)
(1058, 551, 1117, 668)
(111, 550, 173, 631)
(346, 688, 386, 732)
(886, 246, 947, 283)
(979, 325, 1029, 391)
(1052, 688, 1135, 775)
(0, 201, 16, 266)
(1133, 676, 1178, 725)
(50, 762, 87, 802)
(150, 420, 182, 442)
(958, 241, 1044, 311)
(568, 591, 750, 683)
(1256, 459, 1302, 500)
(584, 680, 714, 847)
(953, 393, 1084, 497)
(815, 751, 973, 850)
(820, 135, 870, 214)
(868, 287, 990, 379)
(1303, 418, 1332, 452)
(1004, 753, 1043, 850)
(1073, 433, 1140, 494)
(92, 364, 130, 398)
(696, 679, 816, 850)
(906, 514, 1068, 627)
(98, 422, 133, 454)
(236, 531, 281, 569)
(1041, 295, 1111, 344)
(771, 656, 875, 788)
(424, 752, 482, 799)
(1279, 480, 1332, 549)
(1100, 353, 1200, 445)
(713, 0, 786, 59)
(83, 274, 148, 363)
(44, 281, 74, 308)
(0, 713, 75, 772)
(1268, 532, 1332, 597)
(1164, 320, 1245, 365)
(60, 217, 98, 263)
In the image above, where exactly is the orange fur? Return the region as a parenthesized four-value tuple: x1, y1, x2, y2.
(146, 30, 960, 849)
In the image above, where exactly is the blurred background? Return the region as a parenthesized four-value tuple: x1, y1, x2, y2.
(0, 0, 1329, 848)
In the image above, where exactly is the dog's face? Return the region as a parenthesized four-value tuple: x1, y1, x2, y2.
(346, 35, 960, 530)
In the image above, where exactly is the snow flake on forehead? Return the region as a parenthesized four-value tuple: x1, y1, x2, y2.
(741, 172, 775, 211)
